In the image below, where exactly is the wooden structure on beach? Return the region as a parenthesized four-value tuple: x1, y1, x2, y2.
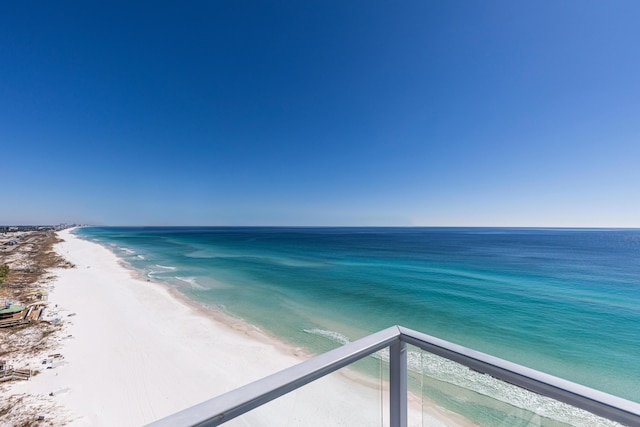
(0, 360, 32, 382)
(0, 301, 46, 328)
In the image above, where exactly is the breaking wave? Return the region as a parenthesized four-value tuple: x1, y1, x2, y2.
(303, 328, 350, 345)
(174, 276, 206, 290)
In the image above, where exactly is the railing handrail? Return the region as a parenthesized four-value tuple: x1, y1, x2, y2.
(397, 326, 640, 426)
(146, 325, 640, 427)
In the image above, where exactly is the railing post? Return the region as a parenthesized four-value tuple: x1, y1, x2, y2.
(389, 338, 407, 427)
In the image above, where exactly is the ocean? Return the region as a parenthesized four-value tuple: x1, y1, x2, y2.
(74, 227, 640, 424)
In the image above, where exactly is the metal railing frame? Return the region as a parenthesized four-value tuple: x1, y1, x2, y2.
(147, 325, 640, 427)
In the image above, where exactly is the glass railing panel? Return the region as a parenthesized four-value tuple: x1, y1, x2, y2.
(408, 345, 624, 427)
(223, 352, 389, 426)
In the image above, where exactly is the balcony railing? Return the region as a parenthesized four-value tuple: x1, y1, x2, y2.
(146, 325, 640, 427)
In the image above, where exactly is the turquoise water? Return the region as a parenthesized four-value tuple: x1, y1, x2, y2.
(75, 227, 640, 413)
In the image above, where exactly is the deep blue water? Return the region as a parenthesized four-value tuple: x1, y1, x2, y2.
(75, 227, 640, 410)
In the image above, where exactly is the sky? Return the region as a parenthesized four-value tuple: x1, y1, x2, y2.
(1, 1, 639, 227)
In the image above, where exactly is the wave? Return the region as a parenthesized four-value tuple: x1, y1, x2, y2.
(145, 265, 177, 278)
(118, 247, 135, 254)
(303, 328, 614, 426)
(303, 328, 350, 346)
(137, 255, 145, 260)
(174, 276, 206, 290)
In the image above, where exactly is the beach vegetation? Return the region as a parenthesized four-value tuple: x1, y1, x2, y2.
(0, 264, 9, 284)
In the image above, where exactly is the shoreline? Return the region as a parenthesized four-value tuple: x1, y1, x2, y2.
(8, 229, 464, 426)
(117, 250, 316, 362)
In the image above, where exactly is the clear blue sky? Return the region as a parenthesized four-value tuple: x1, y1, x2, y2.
(2, 1, 639, 226)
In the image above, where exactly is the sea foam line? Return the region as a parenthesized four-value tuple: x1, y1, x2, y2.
(303, 328, 350, 346)
(174, 276, 206, 290)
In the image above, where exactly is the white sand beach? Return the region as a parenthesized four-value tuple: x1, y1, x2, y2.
(9, 230, 464, 426)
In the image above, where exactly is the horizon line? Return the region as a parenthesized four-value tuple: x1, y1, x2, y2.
(72, 224, 640, 230)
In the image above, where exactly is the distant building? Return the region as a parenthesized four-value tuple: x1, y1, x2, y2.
(0, 224, 74, 232)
